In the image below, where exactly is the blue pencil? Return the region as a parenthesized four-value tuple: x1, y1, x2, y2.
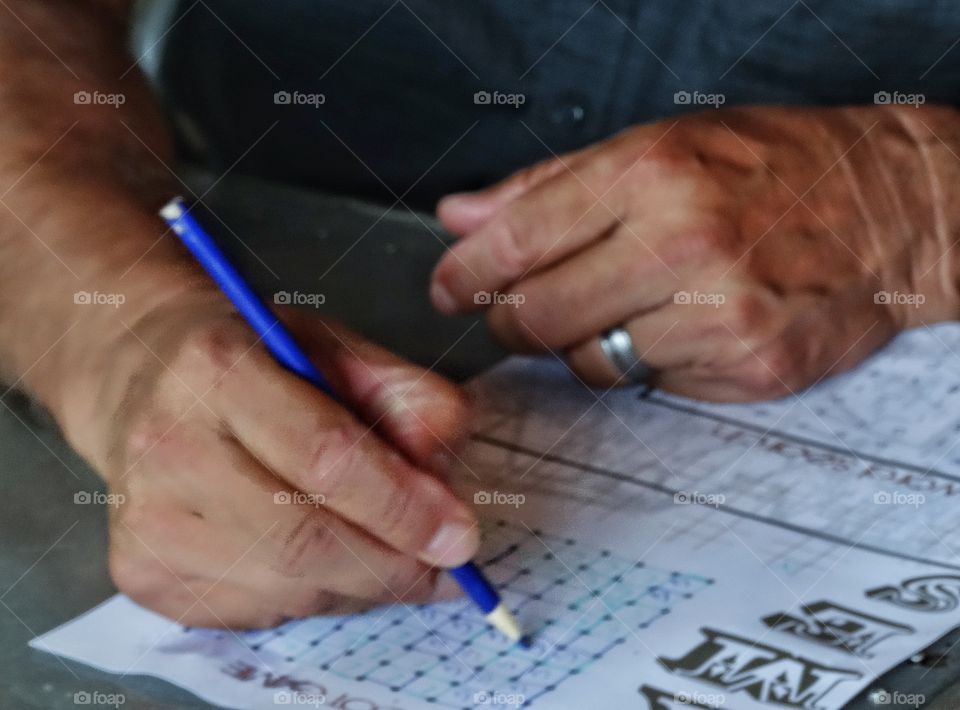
(160, 197, 522, 643)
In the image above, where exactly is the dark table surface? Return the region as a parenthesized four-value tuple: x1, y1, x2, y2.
(2, 173, 958, 709)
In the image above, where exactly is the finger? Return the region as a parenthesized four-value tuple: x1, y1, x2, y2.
(120, 431, 464, 610)
(431, 161, 628, 315)
(437, 150, 590, 236)
(284, 314, 472, 476)
(485, 228, 709, 351)
(564, 302, 732, 387)
(143, 575, 290, 629)
(211, 344, 480, 568)
(109, 509, 312, 628)
(653, 369, 761, 402)
(205, 436, 464, 604)
(115, 542, 377, 628)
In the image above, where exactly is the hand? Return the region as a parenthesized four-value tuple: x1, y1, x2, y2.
(68, 292, 477, 628)
(431, 105, 960, 401)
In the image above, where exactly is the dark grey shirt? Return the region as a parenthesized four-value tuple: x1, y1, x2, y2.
(160, 1, 960, 207)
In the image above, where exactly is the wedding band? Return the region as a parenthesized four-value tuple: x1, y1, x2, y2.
(598, 327, 654, 383)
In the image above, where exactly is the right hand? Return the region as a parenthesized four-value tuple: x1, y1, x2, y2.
(65, 292, 479, 628)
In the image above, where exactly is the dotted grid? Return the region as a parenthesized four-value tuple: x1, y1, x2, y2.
(229, 521, 713, 709)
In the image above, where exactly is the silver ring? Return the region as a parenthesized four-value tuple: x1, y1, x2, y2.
(599, 327, 654, 384)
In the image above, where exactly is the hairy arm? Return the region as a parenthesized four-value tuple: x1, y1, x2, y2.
(0, 0, 202, 449)
(0, 1, 480, 628)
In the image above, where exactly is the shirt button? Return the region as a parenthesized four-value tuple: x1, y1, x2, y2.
(550, 103, 586, 126)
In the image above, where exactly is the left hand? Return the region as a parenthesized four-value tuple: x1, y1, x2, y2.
(430, 105, 960, 401)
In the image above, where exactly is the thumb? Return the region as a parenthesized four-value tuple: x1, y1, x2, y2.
(285, 313, 472, 477)
(437, 150, 585, 236)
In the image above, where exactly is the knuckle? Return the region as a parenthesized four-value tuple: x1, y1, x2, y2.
(179, 322, 253, 376)
(273, 511, 342, 577)
(375, 475, 421, 543)
(510, 293, 550, 338)
(304, 423, 367, 498)
(518, 158, 559, 188)
(123, 415, 174, 463)
(737, 341, 801, 398)
(724, 293, 773, 338)
(108, 547, 164, 606)
(632, 135, 683, 171)
(680, 228, 725, 261)
(660, 222, 730, 269)
(585, 149, 627, 185)
(489, 215, 533, 276)
(487, 301, 537, 350)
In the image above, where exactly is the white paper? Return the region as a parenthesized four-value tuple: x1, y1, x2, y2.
(33, 324, 960, 710)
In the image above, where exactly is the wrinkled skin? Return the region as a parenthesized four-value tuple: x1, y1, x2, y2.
(432, 105, 960, 400)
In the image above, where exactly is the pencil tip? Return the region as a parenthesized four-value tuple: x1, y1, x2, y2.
(485, 604, 522, 642)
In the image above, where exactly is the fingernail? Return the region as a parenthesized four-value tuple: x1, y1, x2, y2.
(422, 516, 479, 567)
(430, 280, 458, 315)
(438, 192, 476, 210)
